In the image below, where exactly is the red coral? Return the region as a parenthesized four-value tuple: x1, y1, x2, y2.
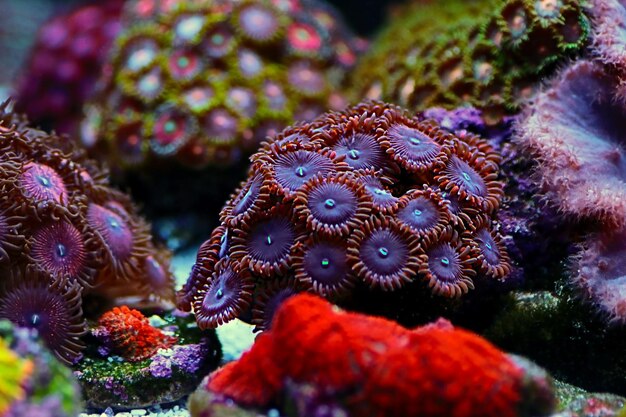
(197, 294, 555, 417)
(95, 305, 177, 362)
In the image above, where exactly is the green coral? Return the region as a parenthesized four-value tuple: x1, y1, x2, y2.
(351, 0, 590, 122)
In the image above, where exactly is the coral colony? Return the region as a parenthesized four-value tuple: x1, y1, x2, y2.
(93, 306, 178, 362)
(14, 0, 124, 134)
(4, 0, 626, 415)
(0, 105, 174, 364)
(180, 102, 512, 330)
(77, 306, 221, 409)
(519, 60, 626, 325)
(351, 0, 590, 121)
(189, 294, 556, 417)
(81, 0, 364, 169)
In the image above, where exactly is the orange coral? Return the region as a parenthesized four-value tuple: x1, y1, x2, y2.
(200, 294, 555, 417)
(95, 306, 177, 362)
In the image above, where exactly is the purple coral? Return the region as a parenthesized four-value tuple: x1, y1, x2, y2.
(0, 268, 86, 365)
(518, 60, 626, 324)
(180, 102, 511, 330)
(518, 60, 626, 228)
(589, 0, 626, 73)
(0, 104, 176, 362)
(423, 106, 558, 288)
(13, 1, 123, 134)
(571, 231, 626, 324)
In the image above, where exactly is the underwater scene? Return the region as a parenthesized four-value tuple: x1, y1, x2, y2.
(0, 0, 625, 416)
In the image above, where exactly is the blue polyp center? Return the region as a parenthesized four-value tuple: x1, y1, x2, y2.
(178, 56, 189, 68)
(164, 120, 176, 133)
(56, 243, 67, 258)
(107, 216, 121, 230)
(215, 288, 224, 300)
(441, 257, 450, 266)
(374, 188, 388, 195)
(378, 247, 389, 258)
(212, 34, 224, 45)
(242, 188, 252, 201)
(348, 149, 360, 160)
(321, 258, 330, 268)
(295, 166, 307, 177)
(413, 209, 422, 217)
(266, 235, 273, 245)
(462, 172, 472, 181)
(37, 175, 51, 188)
(219, 231, 229, 258)
(486, 242, 493, 250)
(409, 136, 422, 145)
(324, 198, 336, 209)
(30, 314, 41, 327)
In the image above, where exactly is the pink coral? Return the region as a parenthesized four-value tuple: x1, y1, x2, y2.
(589, 0, 626, 72)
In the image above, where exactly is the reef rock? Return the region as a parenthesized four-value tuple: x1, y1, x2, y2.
(554, 380, 626, 417)
(485, 291, 626, 396)
(75, 308, 221, 409)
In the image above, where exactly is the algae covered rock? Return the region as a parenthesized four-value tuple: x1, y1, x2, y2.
(554, 380, 626, 417)
(485, 291, 626, 396)
(75, 308, 221, 409)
